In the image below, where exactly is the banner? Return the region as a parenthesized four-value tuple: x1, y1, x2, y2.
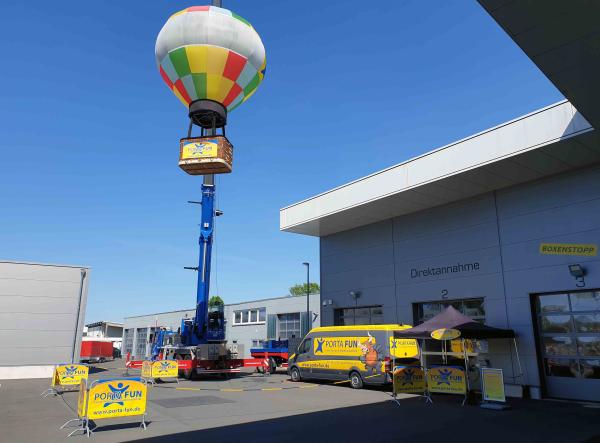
(86, 378, 147, 420)
(313, 336, 376, 356)
(389, 337, 419, 358)
(151, 360, 178, 379)
(481, 368, 506, 403)
(181, 139, 218, 159)
(52, 364, 89, 387)
(393, 366, 426, 394)
(77, 380, 88, 418)
(539, 243, 597, 256)
(427, 366, 467, 395)
(141, 361, 153, 379)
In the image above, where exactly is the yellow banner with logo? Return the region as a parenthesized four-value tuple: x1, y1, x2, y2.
(52, 364, 89, 387)
(181, 139, 218, 159)
(427, 366, 466, 394)
(539, 243, 597, 256)
(393, 366, 426, 394)
(313, 336, 375, 356)
(151, 360, 178, 378)
(86, 379, 147, 420)
(389, 337, 419, 358)
(141, 361, 153, 379)
(77, 380, 88, 418)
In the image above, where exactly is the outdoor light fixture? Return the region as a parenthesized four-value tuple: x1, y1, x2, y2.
(569, 264, 585, 278)
(349, 291, 361, 300)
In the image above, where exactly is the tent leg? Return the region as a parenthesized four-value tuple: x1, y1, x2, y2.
(512, 338, 524, 382)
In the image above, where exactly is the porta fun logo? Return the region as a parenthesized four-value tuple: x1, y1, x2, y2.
(315, 338, 325, 354)
(432, 368, 462, 386)
(157, 361, 173, 373)
(61, 366, 86, 379)
(94, 383, 143, 408)
(401, 368, 417, 386)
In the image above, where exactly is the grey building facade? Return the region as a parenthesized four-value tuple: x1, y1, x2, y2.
(280, 1, 600, 403)
(122, 293, 320, 359)
(317, 165, 600, 402)
(0, 261, 90, 379)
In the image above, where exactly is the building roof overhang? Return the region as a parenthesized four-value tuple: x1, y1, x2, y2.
(280, 101, 600, 237)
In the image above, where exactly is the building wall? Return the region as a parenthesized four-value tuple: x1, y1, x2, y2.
(225, 294, 320, 357)
(0, 261, 89, 378)
(122, 294, 321, 359)
(319, 164, 600, 390)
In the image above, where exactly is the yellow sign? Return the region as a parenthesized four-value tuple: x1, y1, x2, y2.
(427, 366, 467, 394)
(181, 139, 218, 159)
(52, 364, 89, 387)
(77, 380, 88, 418)
(151, 360, 178, 378)
(431, 329, 461, 341)
(86, 379, 147, 420)
(393, 366, 426, 394)
(389, 337, 419, 358)
(141, 361, 153, 379)
(539, 243, 597, 256)
(313, 336, 376, 356)
(481, 368, 505, 403)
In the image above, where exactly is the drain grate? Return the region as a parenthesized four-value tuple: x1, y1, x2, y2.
(151, 395, 235, 408)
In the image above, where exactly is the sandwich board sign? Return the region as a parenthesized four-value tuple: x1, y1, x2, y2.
(480, 368, 509, 410)
(61, 377, 148, 437)
(42, 364, 89, 397)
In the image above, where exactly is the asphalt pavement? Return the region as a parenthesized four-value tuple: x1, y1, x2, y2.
(1, 362, 598, 443)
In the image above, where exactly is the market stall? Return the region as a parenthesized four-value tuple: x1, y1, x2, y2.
(392, 306, 521, 407)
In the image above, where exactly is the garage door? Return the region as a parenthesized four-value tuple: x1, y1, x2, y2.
(534, 291, 600, 401)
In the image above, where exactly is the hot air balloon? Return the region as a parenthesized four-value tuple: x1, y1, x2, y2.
(155, 5, 266, 175)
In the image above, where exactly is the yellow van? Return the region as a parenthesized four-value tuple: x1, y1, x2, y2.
(287, 324, 419, 389)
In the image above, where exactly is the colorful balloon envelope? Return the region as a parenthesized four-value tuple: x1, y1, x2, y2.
(155, 6, 266, 114)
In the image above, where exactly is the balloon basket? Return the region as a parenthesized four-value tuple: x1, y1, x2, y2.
(179, 136, 233, 175)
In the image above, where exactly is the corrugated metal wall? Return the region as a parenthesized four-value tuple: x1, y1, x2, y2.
(0, 262, 89, 366)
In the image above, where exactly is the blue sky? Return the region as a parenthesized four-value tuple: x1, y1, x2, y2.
(0, 1, 563, 323)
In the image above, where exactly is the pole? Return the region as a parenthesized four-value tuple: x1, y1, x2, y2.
(303, 262, 310, 334)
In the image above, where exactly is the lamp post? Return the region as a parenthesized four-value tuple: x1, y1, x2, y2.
(302, 262, 310, 334)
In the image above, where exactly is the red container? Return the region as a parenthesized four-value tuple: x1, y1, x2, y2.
(80, 340, 114, 362)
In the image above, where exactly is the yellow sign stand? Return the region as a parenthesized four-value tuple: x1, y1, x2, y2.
(41, 364, 89, 397)
(141, 360, 179, 384)
(61, 377, 148, 437)
(426, 365, 467, 405)
(393, 365, 426, 394)
(481, 368, 506, 404)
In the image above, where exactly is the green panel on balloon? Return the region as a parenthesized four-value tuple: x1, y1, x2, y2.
(169, 47, 191, 78)
(192, 73, 208, 99)
(243, 74, 260, 96)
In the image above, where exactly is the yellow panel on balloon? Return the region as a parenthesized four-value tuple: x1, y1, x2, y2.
(186, 46, 208, 74)
(207, 74, 234, 103)
(205, 46, 229, 75)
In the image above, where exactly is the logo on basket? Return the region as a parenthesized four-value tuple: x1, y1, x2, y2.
(182, 139, 218, 158)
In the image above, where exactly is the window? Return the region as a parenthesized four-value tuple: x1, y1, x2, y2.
(278, 313, 301, 339)
(252, 339, 265, 348)
(298, 338, 311, 354)
(233, 307, 266, 325)
(334, 306, 384, 326)
(413, 298, 485, 325)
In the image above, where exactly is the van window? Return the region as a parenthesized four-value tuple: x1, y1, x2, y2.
(298, 338, 311, 354)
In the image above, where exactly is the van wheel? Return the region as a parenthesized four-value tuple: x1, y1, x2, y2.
(290, 367, 302, 382)
(349, 371, 363, 389)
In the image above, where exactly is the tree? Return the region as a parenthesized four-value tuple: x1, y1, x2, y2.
(289, 283, 320, 296)
(208, 295, 224, 307)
